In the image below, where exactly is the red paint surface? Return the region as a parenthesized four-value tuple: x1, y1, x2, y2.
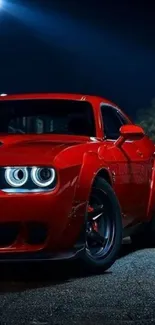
(0, 93, 154, 254)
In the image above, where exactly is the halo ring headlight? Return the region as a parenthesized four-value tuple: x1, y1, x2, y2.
(5, 167, 28, 187)
(31, 167, 55, 187)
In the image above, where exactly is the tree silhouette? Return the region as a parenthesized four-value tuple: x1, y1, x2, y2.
(136, 98, 155, 141)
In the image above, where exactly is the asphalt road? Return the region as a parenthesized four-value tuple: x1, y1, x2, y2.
(0, 241, 155, 325)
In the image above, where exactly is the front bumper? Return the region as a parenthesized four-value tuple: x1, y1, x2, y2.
(0, 247, 85, 262)
(0, 167, 87, 256)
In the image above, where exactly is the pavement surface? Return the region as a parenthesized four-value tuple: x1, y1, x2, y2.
(0, 241, 155, 325)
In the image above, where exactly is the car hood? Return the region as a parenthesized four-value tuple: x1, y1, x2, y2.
(0, 134, 91, 166)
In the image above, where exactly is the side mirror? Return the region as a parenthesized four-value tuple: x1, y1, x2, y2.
(115, 124, 145, 147)
(120, 124, 145, 138)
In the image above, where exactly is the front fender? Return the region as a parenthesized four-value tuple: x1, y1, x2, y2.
(56, 152, 112, 250)
(74, 151, 111, 205)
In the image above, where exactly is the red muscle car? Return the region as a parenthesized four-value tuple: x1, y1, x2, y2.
(0, 92, 154, 272)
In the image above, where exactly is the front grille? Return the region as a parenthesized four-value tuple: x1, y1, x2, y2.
(26, 222, 48, 245)
(0, 222, 20, 247)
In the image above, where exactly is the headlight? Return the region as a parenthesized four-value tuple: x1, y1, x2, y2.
(31, 167, 55, 187)
(5, 167, 28, 187)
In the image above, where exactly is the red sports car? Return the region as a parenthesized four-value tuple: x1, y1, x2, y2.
(0, 92, 154, 272)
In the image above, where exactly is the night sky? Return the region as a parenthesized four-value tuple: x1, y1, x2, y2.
(0, 0, 155, 117)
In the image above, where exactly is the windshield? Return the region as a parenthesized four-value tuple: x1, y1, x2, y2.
(0, 99, 96, 137)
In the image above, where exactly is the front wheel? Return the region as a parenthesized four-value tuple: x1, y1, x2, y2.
(80, 177, 122, 273)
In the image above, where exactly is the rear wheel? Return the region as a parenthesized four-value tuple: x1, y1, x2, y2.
(81, 177, 122, 272)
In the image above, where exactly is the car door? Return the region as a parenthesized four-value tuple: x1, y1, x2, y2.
(100, 104, 151, 225)
(130, 132, 154, 217)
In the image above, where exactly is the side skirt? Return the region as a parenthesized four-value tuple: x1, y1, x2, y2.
(123, 221, 147, 238)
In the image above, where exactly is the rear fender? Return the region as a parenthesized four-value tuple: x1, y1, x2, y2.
(147, 159, 155, 220)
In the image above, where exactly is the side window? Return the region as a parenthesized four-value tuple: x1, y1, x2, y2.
(117, 112, 130, 125)
(101, 105, 125, 140)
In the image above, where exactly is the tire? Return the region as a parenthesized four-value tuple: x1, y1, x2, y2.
(80, 177, 123, 273)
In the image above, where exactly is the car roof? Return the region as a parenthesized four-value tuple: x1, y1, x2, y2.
(0, 93, 117, 107)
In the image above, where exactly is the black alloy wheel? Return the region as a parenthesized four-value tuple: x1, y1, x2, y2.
(81, 177, 122, 273)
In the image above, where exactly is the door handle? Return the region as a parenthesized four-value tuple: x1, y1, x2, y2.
(136, 149, 143, 157)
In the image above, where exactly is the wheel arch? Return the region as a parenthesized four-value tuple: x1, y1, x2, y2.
(59, 152, 114, 251)
(94, 168, 113, 187)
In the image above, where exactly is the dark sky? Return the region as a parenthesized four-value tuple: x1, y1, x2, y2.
(0, 0, 155, 117)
